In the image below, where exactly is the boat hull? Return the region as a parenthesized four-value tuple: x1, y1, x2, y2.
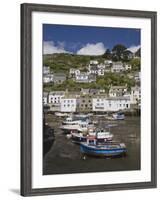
(80, 143, 126, 157)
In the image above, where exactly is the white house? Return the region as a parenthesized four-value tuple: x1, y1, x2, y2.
(75, 73, 96, 83)
(92, 96, 130, 112)
(69, 68, 80, 76)
(105, 97, 130, 111)
(48, 91, 65, 105)
(43, 66, 50, 75)
(60, 96, 77, 112)
(109, 85, 127, 97)
(130, 86, 141, 105)
(90, 60, 98, 65)
(43, 74, 54, 83)
(124, 63, 132, 71)
(111, 62, 124, 73)
(92, 97, 106, 112)
(104, 60, 112, 65)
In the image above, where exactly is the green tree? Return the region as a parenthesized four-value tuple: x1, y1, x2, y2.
(112, 44, 127, 61)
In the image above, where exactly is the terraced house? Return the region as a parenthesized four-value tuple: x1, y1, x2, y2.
(76, 95, 93, 112)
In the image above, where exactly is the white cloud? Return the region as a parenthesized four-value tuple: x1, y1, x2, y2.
(127, 45, 141, 53)
(43, 41, 69, 54)
(77, 42, 106, 55)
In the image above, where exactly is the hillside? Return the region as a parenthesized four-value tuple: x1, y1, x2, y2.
(43, 53, 106, 74)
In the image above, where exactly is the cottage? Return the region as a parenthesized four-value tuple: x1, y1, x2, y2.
(43, 66, 50, 75)
(43, 74, 54, 83)
(75, 72, 89, 83)
(104, 60, 112, 65)
(109, 85, 127, 97)
(111, 62, 124, 73)
(60, 96, 77, 112)
(80, 88, 90, 95)
(130, 86, 141, 105)
(92, 96, 130, 112)
(77, 95, 93, 112)
(53, 73, 66, 84)
(89, 89, 105, 95)
(48, 91, 65, 112)
(90, 60, 98, 65)
(105, 97, 130, 111)
(124, 63, 132, 71)
(92, 96, 107, 112)
(69, 68, 80, 77)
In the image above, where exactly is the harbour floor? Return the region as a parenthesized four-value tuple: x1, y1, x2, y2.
(43, 114, 140, 175)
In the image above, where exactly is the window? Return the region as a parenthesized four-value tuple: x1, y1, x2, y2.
(67, 104, 70, 107)
(109, 104, 111, 107)
(64, 104, 66, 107)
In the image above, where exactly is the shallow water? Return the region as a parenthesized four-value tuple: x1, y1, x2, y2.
(43, 114, 140, 175)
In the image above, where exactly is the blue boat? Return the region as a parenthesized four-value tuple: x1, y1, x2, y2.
(80, 136, 126, 157)
(112, 112, 125, 120)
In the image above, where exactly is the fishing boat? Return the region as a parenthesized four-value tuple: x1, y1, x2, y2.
(60, 117, 94, 134)
(112, 112, 125, 120)
(55, 112, 69, 117)
(71, 128, 113, 144)
(80, 136, 126, 157)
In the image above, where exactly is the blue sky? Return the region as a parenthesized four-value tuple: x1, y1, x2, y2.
(43, 24, 140, 55)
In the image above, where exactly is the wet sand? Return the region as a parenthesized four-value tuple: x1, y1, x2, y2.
(43, 114, 140, 175)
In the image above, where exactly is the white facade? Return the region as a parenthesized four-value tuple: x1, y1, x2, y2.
(92, 98, 106, 112)
(105, 97, 130, 111)
(60, 97, 77, 112)
(93, 97, 130, 112)
(124, 64, 132, 70)
(43, 66, 50, 74)
(130, 86, 141, 104)
(48, 91, 65, 104)
(109, 86, 127, 97)
(104, 60, 112, 65)
(111, 62, 124, 73)
(90, 60, 98, 65)
(70, 68, 80, 76)
(75, 73, 89, 83)
(97, 68, 105, 76)
(43, 74, 54, 83)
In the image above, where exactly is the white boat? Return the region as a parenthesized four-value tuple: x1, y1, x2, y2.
(60, 118, 95, 134)
(55, 112, 69, 117)
(62, 117, 80, 125)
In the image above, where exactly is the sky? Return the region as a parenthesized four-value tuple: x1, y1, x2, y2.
(43, 24, 141, 55)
